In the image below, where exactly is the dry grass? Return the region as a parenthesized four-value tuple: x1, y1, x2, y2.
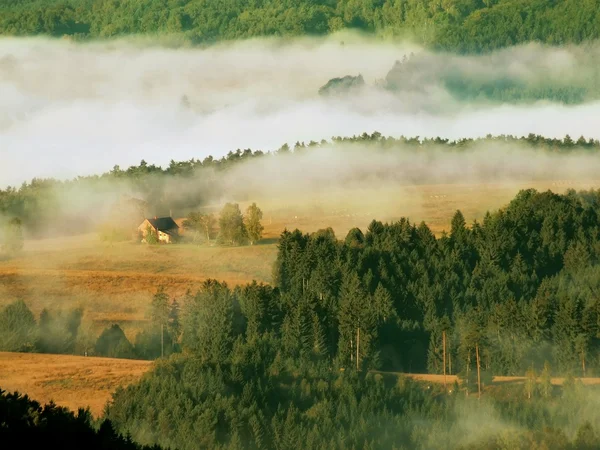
(0, 352, 152, 416)
(0, 240, 276, 338)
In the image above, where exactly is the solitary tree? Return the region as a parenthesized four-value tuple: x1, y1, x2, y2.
(244, 203, 264, 245)
(151, 288, 170, 328)
(0, 300, 36, 352)
(218, 203, 247, 246)
(150, 287, 170, 357)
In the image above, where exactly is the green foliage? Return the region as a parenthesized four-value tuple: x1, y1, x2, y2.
(182, 211, 216, 243)
(218, 203, 248, 246)
(0, 300, 36, 352)
(182, 280, 240, 362)
(94, 324, 136, 359)
(134, 328, 176, 360)
(318, 74, 365, 96)
(244, 202, 264, 245)
(1, 217, 24, 255)
(3, 0, 600, 53)
(36, 307, 83, 354)
(144, 224, 159, 245)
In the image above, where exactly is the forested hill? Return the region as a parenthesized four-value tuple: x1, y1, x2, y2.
(100, 187, 600, 449)
(1, 0, 600, 52)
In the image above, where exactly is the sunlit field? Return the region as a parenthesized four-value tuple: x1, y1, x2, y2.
(0, 352, 151, 416)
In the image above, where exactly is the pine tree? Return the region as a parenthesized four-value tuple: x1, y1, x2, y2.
(150, 287, 170, 329)
(168, 298, 181, 343)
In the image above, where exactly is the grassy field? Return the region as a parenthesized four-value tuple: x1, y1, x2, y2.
(0, 179, 598, 340)
(0, 352, 152, 416)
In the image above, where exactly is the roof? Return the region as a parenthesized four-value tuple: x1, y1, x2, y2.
(146, 217, 179, 232)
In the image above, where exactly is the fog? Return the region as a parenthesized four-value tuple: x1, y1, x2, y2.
(3, 34, 600, 187)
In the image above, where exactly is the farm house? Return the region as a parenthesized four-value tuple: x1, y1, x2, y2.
(138, 217, 179, 244)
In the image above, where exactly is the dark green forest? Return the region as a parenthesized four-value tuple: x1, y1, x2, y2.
(101, 187, 600, 449)
(1, 133, 599, 239)
(2, 0, 600, 52)
(0, 388, 162, 449)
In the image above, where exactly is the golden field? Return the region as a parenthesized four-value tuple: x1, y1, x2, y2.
(0, 352, 152, 416)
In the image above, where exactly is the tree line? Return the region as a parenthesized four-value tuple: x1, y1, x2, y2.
(0, 295, 180, 360)
(180, 202, 264, 246)
(2, 132, 598, 239)
(2, 0, 600, 52)
(8, 187, 600, 374)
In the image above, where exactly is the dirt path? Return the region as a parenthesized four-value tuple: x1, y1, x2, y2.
(395, 372, 600, 386)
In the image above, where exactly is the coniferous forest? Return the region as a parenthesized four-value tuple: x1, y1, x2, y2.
(103, 188, 600, 448)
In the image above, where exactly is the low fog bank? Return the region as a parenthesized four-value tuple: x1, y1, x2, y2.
(4, 139, 600, 240)
(3, 36, 600, 186)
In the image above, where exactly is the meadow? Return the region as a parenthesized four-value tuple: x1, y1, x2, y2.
(0, 351, 151, 416)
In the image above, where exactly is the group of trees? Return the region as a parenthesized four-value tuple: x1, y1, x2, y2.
(0, 291, 181, 360)
(183, 202, 264, 246)
(2, 0, 600, 52)
(2, 133, 599, 239)
(380, 50, 600, 105)
(0, 389, 162, 449)
(99, 189, 600, 449)
(0, 301, 91, 354)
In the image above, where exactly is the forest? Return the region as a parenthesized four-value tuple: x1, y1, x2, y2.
(2, 0, 600, 52)
(5, 187, 600, 447)
(103, 187, 600, 449)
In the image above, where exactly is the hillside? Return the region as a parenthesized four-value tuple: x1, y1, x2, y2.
(1, 0, 599, 52)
